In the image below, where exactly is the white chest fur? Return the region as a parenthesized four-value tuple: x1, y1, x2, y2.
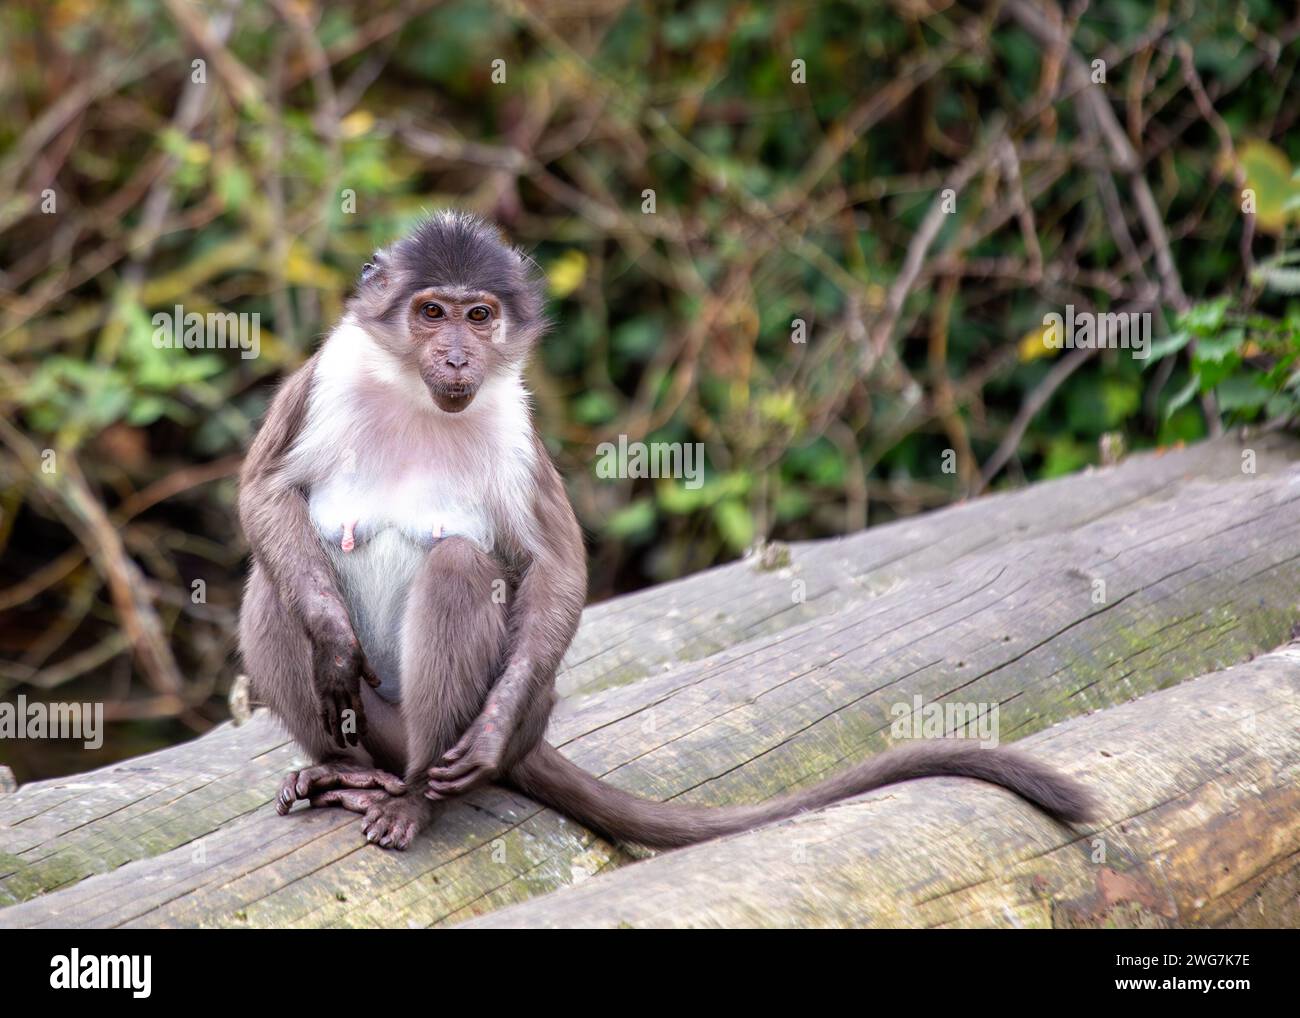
(281, 322, 537, 697)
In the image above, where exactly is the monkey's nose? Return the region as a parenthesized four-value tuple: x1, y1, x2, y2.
(445, 350, 469, 369)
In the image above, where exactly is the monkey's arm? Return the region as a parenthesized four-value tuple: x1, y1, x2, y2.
(238, 357, 379, 748)
(427, 444, 586, 795)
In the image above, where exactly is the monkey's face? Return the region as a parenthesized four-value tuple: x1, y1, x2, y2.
(347, 212, 548, 413)
(407, 289, 503, 412)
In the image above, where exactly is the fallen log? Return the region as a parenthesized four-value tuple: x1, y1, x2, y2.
(1, 440, 1297, 927)
(4, 434, 1281, 915)
(467, 646, 1300, 928)
(559, 431, 1296, 696)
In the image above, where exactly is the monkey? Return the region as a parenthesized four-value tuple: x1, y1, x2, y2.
(237, 211, 1096, 852)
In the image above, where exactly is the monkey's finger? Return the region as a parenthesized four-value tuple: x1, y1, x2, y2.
(320, 706, 345, 749)
(440, 747, 464, 763)
(427, 757, 477, 782)
(338, 770, 406, 795)
(310, 788, 388, 814)
(430, 761, 494, 789)
(294, 763, 350, 799)
(427, 774, 480, 797)
(296, 766, 327, 799)
(441, 731, 474, 762)
(348, 692, 367, 744)
(308, 789, 361, 811)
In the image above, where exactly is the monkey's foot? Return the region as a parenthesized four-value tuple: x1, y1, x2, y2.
(308, 787, 392, 814)
(276, 762, 405, 815)
(359, 794, 435, 851)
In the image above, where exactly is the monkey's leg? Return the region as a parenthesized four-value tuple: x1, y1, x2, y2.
(358, 537, 508, 849)
(240, 565, 405, 814)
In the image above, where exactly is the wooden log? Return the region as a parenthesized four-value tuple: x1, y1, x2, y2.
(466, 646, 1300, 928)
(1, 445, 1298, 927)
(4, 434, 1281, 914)
(558, 431, 1296, 696)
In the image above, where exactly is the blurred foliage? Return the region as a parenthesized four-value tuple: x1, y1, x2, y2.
(1148, 287, 1300, 424)
(0, 0, 1298, 775)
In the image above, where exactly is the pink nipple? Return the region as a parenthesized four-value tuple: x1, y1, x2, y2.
(341, 520, 356, 553)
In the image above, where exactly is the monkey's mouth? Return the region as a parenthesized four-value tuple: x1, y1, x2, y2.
(428, 380, 477, 413)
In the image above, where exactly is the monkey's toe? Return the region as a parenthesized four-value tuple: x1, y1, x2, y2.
(277, 772, 304, 814)
(309, 787, 391, 815)
(359, 795, 433, 850)
(277, 763, 405, 814)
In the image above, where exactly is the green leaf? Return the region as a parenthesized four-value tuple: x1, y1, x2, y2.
(713, 498, 754, 552)
(1214, 376, 1272, 412)
(657, 472, 747, 514)
(126, 396, 170, 426)
(604, 499, 656, 539)
(1041, 436, 1091, 478)
(572, 390, 618, 425)
(216, 165, 253, 211)
(1177, 297, 1232, 336)
(1163, 375, 1200, 420)
(611, 318, 663, 360)
(1143, 331, 1191, 367)
(1192, 328, 1245, 363)
(1238, 138, 1300, 234)
(1251, 261, 1300, 295)
(1100, 379, 1141, 427)
(1192, 348, 1241, 390)
(773, 488, 811, 522)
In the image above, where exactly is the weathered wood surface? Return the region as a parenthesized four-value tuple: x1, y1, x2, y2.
(0, 433, 1296, 927)
(559, 432, 1295, 696)
(468, 646, 1300, 928)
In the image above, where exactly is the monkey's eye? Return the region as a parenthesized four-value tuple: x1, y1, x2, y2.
(421, 303, 444, 320)
(467, 305, 491, 323)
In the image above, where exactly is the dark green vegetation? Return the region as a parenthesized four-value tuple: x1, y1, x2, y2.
(0, 1, 1296, 776)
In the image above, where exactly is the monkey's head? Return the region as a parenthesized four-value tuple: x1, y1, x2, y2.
(347, 211, 547, 413)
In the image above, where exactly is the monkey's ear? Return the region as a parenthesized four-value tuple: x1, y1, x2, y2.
(358, 250, 389, 290)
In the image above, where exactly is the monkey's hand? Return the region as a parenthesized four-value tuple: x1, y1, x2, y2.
(307, 608, 381, 748)
(426, 712, 507, 798)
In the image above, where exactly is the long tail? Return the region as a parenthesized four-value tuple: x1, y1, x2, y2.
(506, 740, 1096, 850)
